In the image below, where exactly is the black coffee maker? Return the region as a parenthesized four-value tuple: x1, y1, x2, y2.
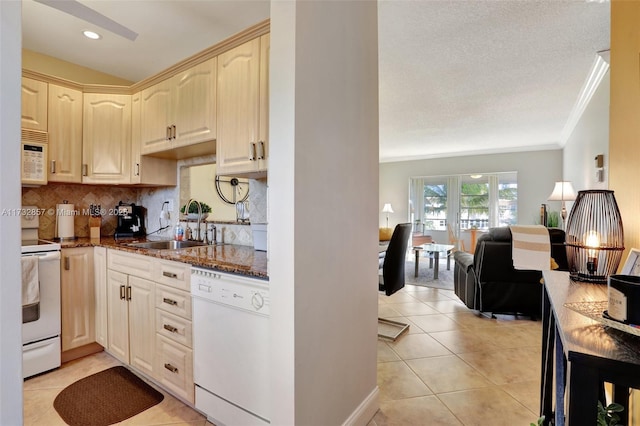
(114, 201, 146, 238)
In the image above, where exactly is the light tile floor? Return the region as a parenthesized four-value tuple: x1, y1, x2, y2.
(23, 283, 542, 425)
(370, 284, 542, 426)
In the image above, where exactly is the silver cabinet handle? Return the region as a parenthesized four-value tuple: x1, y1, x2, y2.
(249, 142, 256, 161)
(126, 285, 132, 301)
(135, 163, 140, 176)
(172, 125, 176, 140)
(82, 164, 88, 176)
(257, 141, 265, 160)
(163, 271, 177, 278)
(50, 160, 56, 174)
(163, 297, 178, 306)
(63, 256, 70, 270)
(119, 285, 125, 300)
(164, 363, 178, 373)
(166, 126, 171, 140)
(163, 324, 178, 333)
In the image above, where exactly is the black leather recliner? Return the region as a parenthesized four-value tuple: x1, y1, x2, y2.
(454, 227, 568, 317)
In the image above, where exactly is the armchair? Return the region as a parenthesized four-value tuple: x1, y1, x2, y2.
(378, 223, 412, 340)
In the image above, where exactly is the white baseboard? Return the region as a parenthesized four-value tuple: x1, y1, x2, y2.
(342, 386, 380, 426)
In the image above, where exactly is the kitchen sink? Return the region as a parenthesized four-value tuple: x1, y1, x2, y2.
(125, 240, 209, 250)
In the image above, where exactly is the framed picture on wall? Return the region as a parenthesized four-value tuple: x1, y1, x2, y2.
(621, 248, 640, 276)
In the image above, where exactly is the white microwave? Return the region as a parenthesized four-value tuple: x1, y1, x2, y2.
(21, 142, 48, 186)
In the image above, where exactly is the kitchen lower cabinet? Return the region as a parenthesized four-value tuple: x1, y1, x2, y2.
(60, 247, 95, 352)
(94, 246, 107, 348)
(105, 249, 193, 399)
(107, 270, 156, 378)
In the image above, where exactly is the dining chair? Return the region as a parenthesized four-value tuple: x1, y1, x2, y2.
(378, 223, 412, 340)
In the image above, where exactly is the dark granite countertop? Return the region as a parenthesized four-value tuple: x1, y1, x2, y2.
(58, 237, 268, 280)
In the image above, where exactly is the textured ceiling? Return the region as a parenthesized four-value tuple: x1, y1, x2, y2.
(21, 0, 610, 163)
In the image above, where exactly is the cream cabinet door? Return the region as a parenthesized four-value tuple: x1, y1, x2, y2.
(258, 34, 269, 173)
(131, 91, 177, 185)
(21, 77, 48, 131)
(94, 247, 107, 348)
(140, 80, 173, 154)
(107, 269, 130, 364)
(216, 38, 261, 175)
(82, 93, 131, 184)
(61, 247, 95, 352)
(173, 57, 217, 148)
(48, 84, 83, 183)
(129, 276, 156, 378)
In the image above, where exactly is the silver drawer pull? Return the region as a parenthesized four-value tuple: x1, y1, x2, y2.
(164, 363, 178, 373)
(163, 271, 178, 279)
(163, 324, 178, 333)
(163, 297, 178, 306)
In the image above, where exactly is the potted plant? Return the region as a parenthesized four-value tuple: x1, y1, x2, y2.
(180, 201, 211, 220)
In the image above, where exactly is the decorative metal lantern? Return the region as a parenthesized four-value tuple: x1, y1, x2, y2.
(565, 190, 624, 284)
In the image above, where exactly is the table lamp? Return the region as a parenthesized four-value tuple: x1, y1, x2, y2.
(548, 181, 577, 229)
(382, 203, 394, 229)
(565, 190, 624, 284)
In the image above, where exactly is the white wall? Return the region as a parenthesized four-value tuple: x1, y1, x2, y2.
(380, 150, 563, 236)
(563, 71, 610, 193)
(269, 1, 380, 424)
(0, 1, 24, 423)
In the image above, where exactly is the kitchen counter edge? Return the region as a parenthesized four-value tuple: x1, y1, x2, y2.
(56, 237, 268, 280)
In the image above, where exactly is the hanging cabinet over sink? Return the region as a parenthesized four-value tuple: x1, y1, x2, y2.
(216, 34, 269, 178)
(140, 57, 216, 159)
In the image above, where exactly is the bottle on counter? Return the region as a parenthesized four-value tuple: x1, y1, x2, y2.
(174, 222, 184, 241)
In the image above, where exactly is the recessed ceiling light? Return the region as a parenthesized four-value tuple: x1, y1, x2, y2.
(83, 30, 101, 40)
(470, 174, 483, 179)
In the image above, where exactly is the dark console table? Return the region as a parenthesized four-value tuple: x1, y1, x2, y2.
(541, 270, 640, 425)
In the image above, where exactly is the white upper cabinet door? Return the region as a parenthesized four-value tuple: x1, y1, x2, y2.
(48, 84, 83, 183)
(173, 57, 217, 148)
(216, 37, 261, 176)
(21, 77, 48, 131)
(82, 93, 132, 184)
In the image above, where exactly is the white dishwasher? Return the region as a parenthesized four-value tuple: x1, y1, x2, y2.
(191, 267, 270, 426)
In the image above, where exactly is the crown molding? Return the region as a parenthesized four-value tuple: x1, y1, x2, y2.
(559, 50, 610, 146)
(23, 19, 270, 95)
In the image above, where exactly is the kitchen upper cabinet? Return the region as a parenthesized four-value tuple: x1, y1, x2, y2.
(131, 92, 176, 186)
(48, 84, 83, 183)
(61, 247, 95, 352)
(82, 93, 131, 184)
(21, 77, 48, 132)
(216, 35, 269, 177)
(141, 58, 216, 157)
(107, 269, 156, 378)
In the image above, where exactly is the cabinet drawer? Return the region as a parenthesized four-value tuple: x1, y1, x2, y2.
(156, 335, 194, 403)
(153, 259, 190, 290)
(155, 284, 192, 320)
(108, 249, 153, 280)
(156, 310, 192, 348)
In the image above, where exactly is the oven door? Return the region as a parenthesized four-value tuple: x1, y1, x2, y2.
(22, 250, 61, 344)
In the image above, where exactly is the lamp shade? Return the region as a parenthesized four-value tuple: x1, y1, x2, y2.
(382, 203, 394, 213)
(565, 190, 624, 284)
(548, 181, 577, 201)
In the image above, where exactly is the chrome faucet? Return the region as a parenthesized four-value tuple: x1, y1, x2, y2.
(185, 198, 202, 241)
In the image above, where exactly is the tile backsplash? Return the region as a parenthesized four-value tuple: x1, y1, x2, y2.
(23, 172, 269, 245)
(22, 183, 138, 239)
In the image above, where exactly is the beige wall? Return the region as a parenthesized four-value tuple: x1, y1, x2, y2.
(22, 49, 133, 85)
(610, 1, 640, 262)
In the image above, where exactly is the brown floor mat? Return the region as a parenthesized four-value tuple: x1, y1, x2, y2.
(53, 366, 164, 426)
